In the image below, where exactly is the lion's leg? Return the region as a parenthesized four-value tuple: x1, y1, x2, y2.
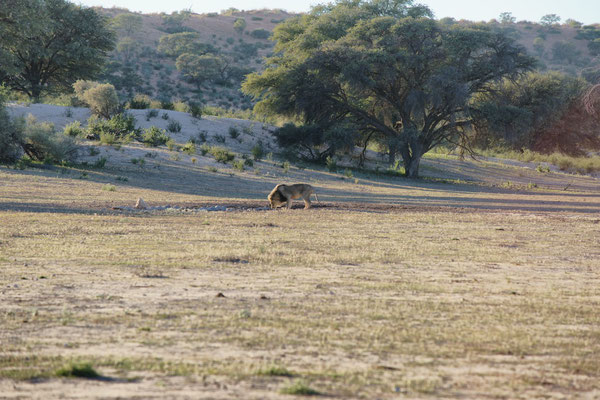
(286, 198, 292, 209)
(303, 196, 311, 209)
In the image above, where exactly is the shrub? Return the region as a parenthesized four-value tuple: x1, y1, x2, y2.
(215, 134, 226, 143)
(250, 29, 270, 39)
(21, 115, 78, 163)
(197, 130, 207, 142)
(209, 146, 235, 163)
(166, 138, 178, 151)
(188, 102, 202, 119)
(128, 94, 151, 109)
(200, 143, 210, 155)
(251, 142, 264, 161)
(86, 113, 139, 142)
(74, 81, 120, 119)
(182, 141, 196, 155)
(281, 161, 290, 173)
(142, 126, 170, 147)
(167, 119, 182, 133)
(0, 94, 25, 164)
(228, 126, 240, 139)
(162, 112, 170, 120)
(56, 362, 99, 379)
(326, 156, 337, 172)
(145, 109, 159, 120)
(232, 159, 245, 171)
(63, 121, 83, 137)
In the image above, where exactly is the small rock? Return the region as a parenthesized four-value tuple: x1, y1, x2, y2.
(215, 292, 226, 298)
(135, 198, 148, 210)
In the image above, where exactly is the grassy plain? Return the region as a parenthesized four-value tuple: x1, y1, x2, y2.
(1, 156, 600, 399)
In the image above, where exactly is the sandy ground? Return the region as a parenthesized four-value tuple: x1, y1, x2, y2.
(2, 104, 600, 399)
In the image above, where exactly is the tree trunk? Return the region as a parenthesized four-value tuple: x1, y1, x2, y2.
(388, 141, 397, 166)
(405, 155, 421, 178)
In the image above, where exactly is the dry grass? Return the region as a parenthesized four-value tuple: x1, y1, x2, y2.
(1, 160, 600, 398)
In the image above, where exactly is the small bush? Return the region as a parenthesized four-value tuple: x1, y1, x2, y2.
(215, 134, 226, 143)
(228, 126, 240, 139)
(93, 157, 107, 168)
(128, 94, 151, 109)
(21, 115, 78, 163)
(74, 81, 120, 119)
(56, 362, 99, 379)
(0, 97, 25, 164)
(86, 113, 138, 142)
(250, 28, 270, 39)
(326, 156, 337, 172)
(199, 143, 210, 156)
(244, 158, 253, 167)
(145, 109, 159, 120)
(63, 121, 83, 137)
(189, 102, 202, 119)
(182, 141, 196, 155)
(166, 138, 178, 151)
(233, 159, 245, 171)
(281, 161, 290, 173)
(280, 381, 319, 396)
(102, 184, 116, 191)
(344, 168, 353, 178)
(162, 112, 170, 120)
(142, 126, 170, 147)
(257, 365, 293, 377)
(167, 119, 182, 133)
(198, 130, 207, 142)
(209, 146, 235, 163)
(251, 142, 264, 161)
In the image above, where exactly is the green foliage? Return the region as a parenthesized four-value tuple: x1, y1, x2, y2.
(75, 82, 120, 119)
(145, 109, 159, 120)
(274, 123, 356, 163)
(0, 91, 25, 164)
(326, 156, 337, 172)
(160, 10, 193, 34)
(188, 102, 203, 119)
(181, 141, 196, 155)
(228, 126, 240, 139)
(250, 29, 270, 39)
(280, 381, 319, 396)
(86, 113, 139, 142)
(167, 120, 182, 133)
(499, 12, 516, 24)
(142, 126, 170, 147)
(21, 115, 78, 163)
(158, 32, 217, 58)
(243, 1, 534, 178)
(470, 72, 590, 154)
(0, 0, 115, 100)
(55, 362, 99, 379)
(63, 121, 83, 137)
(540, 14, 561, 26)
(251, 142, 264, 161)
(128, 94, 152, 109)
(175, 54, 223, 88)
(551, 41, 581, 65)
(208, 146, 235, 163)
(533, 37, 545, 57)
(110, 13, 143, 37)
(232, 159, 245, 171)
(233, 18, 247, 34)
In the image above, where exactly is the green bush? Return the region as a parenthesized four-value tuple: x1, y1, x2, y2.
(188, 102, 202, 119)
(56, 362, 99, 379)
(73, 80, 120, 119)
(209, 146, 235, 163)
(145, 109, 159, 120)
(232, 159, 245, 171)
(128, 94, 151, 109)
(142, 126, 170, 147)
(167, 119, 182, 133)
(251, 142, 264, 161)
(0, 93, 25, 164)
(86, 113, 139, 143)
(63, 121, 83, 137)
(21, 115, 78, 163)
(250, 29, 270, 39)
(228, 126, 240, 139)
(182, 141, 196, 155)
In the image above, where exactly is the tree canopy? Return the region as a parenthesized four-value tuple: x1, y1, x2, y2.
(0, 0, 115, 101)
(243, 0, 535, 177)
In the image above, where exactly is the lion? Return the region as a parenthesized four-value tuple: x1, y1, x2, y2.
(268, 184, 319, 209)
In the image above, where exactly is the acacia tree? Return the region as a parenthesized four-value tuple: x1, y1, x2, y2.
(175, 54, 223, 89)
(243, 0, 534, 177)
(0, 0, 115, 101)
